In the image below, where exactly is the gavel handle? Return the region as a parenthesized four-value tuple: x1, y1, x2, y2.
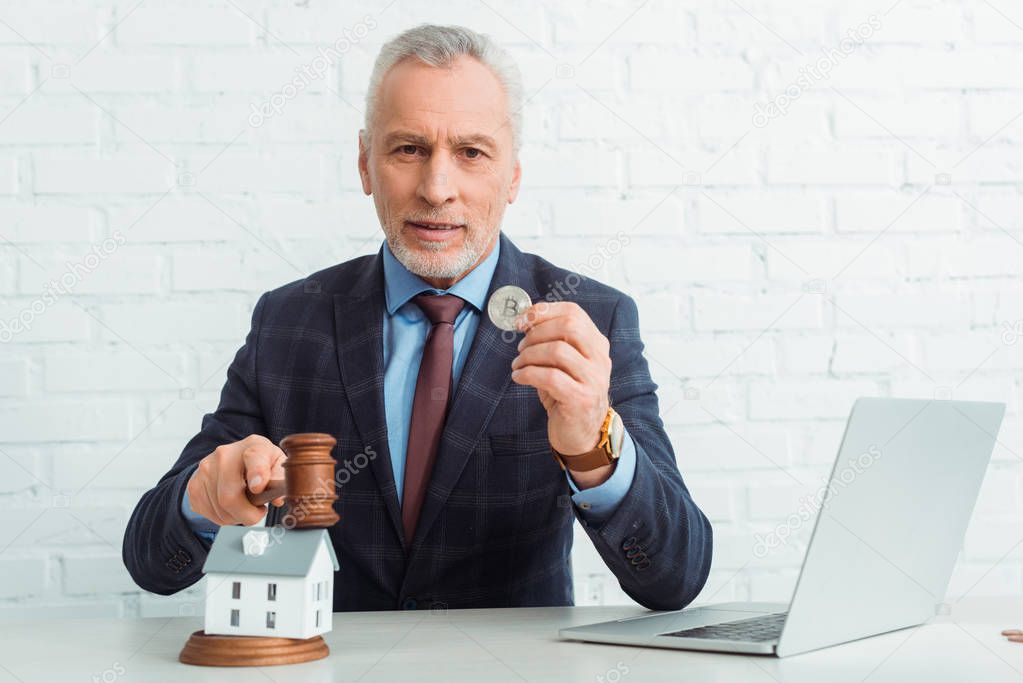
(246, 479, 287, 506)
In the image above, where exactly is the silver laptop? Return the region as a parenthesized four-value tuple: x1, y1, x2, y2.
(560, 397, 1005, 657)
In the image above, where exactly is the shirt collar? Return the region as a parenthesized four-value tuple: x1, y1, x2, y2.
(382, 236, 502, 316)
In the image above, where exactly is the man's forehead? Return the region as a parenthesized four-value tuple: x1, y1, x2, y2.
(373, 57, 511, 143)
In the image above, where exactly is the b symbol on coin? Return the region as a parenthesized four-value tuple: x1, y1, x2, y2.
(487, 285, 532, 332)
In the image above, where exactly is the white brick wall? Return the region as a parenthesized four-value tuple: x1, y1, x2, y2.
(1, 0, 1022, 618)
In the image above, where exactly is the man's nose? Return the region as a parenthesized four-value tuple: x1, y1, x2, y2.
(417, 154, 458, 206)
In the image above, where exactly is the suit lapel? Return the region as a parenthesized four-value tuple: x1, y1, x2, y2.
(333, 247, 406, 547)
(408, 233, 542, 556)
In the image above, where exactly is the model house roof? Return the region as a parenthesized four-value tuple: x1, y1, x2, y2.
(202, 526, 339, 577)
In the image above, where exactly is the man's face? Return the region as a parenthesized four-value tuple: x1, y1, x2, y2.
(359, 55, 522, 288)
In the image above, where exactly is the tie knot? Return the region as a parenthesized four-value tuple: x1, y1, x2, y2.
(413, 292, 466, 326)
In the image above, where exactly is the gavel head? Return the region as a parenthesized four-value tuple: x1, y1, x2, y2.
(279, 432, 339, 529)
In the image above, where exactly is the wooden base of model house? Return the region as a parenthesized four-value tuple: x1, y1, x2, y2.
(179, 630, 329, 667)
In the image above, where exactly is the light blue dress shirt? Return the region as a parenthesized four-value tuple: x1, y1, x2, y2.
(182, 237, 636, 541)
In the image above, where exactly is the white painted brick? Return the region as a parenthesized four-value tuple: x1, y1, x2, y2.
(766, 146, 898, 185)
(50, 440, 180, 490)
(192, 154, 324, 194)
(0, 399, 134, 442)
(0, 54, 30, 92)
(171, 246, 299, 293)
(0, 558, 48, 599)
(630, 52, 754, 91)
(623, 242, 754, 284)
(0, 9, 100, 44)
(908, 147, 1023, 185)
(551, 194, 684, 237)
(253, 197, 377, 239)
(115, 8, 254, 45)
(895, 47, 1023, 89)
(854, 6, 964, 44)
(0, 299, 92, 344)
(34, 155, 173, 195)
(693, 291, 822, 332)
(108, 99, 250, 145)
(834, 93, 962, 140)
(0, 204, 97, 243)
(833, 290, 972, 329)
(45, 351, 186, 393)
(672, 424, 793, 472)
(973, 3, 1023, 43)
(520, 144, 618, 188)
(830, 332, 922, 375)
(109, 198, 245, 243)
(0, 358, 30, 396)
(628, 146, 759, 187)
(695, 192, 826, 235)
(47, 55, 178, 93)
(0, 101, 97, 144)
(0, 156, 18, 194)
(17, 246, 161, 296)
(63, 555, 137, 595)
(191, 54, 327, 93)
(644, 333, 776, 379)
(907, 237, 1023, 279)
(99, 300, 248, 343)
(834, 191, 962, 233)
(748, 379, 879, 420)
(766, 240, 902, 281)
(778, 335, 834, 374)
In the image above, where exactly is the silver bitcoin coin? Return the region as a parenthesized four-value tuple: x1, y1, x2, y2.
(487, 285, 532, 332)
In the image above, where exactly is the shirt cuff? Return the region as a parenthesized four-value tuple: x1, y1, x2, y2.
(180, 464, 220, 543)
(564, 425, 637, 524)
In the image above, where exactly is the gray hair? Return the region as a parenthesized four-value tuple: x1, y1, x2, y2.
(361, 24, 524, 153)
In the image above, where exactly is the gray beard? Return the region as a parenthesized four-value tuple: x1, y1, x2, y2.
(387, 226, 490, 281)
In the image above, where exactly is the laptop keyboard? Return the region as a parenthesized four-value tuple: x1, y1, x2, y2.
(661, 612, 788, 643)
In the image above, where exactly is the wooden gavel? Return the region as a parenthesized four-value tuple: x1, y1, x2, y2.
(244, 432, 339, 529)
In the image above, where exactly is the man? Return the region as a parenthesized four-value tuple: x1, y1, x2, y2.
(123, 24, 712, 612)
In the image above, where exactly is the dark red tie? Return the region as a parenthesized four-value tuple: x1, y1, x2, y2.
(402, 292, 466, 547)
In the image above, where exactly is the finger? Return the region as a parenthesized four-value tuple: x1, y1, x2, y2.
(1008, 635, 1023, 643)
(512, 340, 591, 384)
(271, 496, 286, 508)
(518, 315, 605, 361)
(217, 447, 266, 525)
(200, 471, 232, 525)
(514, 301, 570, 331)
(510, 364, 581, 404)
(1003, 629, 1023, 636)
(241, 442, 279, 494)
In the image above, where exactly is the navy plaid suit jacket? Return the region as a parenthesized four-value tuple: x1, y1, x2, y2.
(122, 231, 713, 612)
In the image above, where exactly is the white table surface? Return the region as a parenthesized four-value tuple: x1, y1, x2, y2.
(2, 597, 1022, 682)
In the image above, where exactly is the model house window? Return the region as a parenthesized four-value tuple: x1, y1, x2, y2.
(230, 609, 239, 627)
(266, 611, 276, 629)
(315, 609, 321, 627)
(231, 582, 241, 599)
(267, 583, 277, 601)
(315, 582, 322, 600)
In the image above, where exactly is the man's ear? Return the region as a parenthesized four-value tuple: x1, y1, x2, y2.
(507, 156, 521, 204)
(358, 130, 372, 195)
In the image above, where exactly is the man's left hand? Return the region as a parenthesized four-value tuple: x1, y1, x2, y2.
(509, 301, 612, 487)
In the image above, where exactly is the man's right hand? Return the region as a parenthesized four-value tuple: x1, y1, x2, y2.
(185, 435, 287, 526)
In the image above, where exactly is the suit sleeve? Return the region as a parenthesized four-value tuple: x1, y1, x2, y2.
(121, 292, 270, 595)
(574, 293, 713, 611)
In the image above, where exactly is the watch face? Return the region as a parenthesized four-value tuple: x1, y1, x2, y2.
(608, 411, 625, 458)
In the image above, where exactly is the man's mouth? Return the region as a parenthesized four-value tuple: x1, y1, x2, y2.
(407, 221, 463, 231)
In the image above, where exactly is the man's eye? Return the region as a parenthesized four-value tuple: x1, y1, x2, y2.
(399, 145, 419, 155)
(464, 147, 484, 159)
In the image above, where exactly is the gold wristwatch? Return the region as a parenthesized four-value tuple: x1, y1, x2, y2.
(551, 406, 625, 472)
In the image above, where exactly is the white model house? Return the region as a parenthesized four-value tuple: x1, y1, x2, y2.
(202, 526, 339, 639)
